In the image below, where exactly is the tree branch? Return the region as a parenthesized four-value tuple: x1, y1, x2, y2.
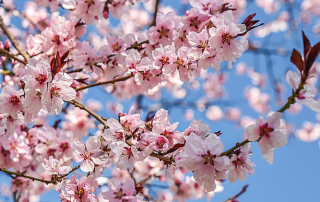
(224, 185, 249, 202)
(75, 73, 134, 91)
(67, 99, 109, 129)
(150, 0, 160, 27)
(0, 168, 55, 185)
(0, 48, 26, 65)
(0, 16, 30, 61)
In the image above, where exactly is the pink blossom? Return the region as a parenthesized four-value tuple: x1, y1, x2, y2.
(189, 0, 224, 15)
(152, 108, 184, 149)
(152, 45, 177, 75)
(1, 132, 30, 164)
(295, 122, 320, 142)
(0, 85, 24, 118)
(136, 132, 169, 155)
(58, 175, 99, 202)
(176, 133, 229, 192)
(72, 41, 100, 73)
(39, 16, 77, 55)
(187, 28, 212, 61)
(244, 112, 287, 164)
(42, 73, 76, 115)
(172, 46, 200, 81)
(102, 178, 136, 202)
(62, 107, 95, 139)
(209, 13, 247, 69)
(183, 119, 210, 139)
(228, 143, 255, 183)
(44, 156, 72, 175)
(72, 136, 107, 172)
(134, 57, 163, 92)
(148, 12, 178, 46)
(74, 0, 103, 25)
(286, 70, 320, 112)
(110, 141, 138, 173)
(102, 118, 124, 142)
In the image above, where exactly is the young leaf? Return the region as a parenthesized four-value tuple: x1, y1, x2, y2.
(290, 49, 304, 72)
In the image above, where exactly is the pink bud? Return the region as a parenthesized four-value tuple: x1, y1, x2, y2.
(5, 40, 11, 49)
(103, 4, 109, 19)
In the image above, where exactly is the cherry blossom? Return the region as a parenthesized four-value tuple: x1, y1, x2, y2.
(58, 175, 99, 202)
(72, 136, 107, 172)
(228, 143, 255, 183)
(286, 70, 320, 112)
(176, 133, 229, 192)
(43, 156, 72, 175)
(102, 178, 143, 202)
(244, 112, 287, 164)
(0, 85, 24, 118)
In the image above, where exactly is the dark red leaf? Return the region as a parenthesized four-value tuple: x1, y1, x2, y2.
(75, 78, 89, 85)
(164, 142, 185, 155)
(241, 13, 256, 24)
(61, 50, 69, 61)
(302, 31, 311, 58)
(290, 49, 304, 72)
(306, 42, 320, 73)
(56, 51, 61, 65)
(50, 51, 70, 78)
(238, 13, 263, 36)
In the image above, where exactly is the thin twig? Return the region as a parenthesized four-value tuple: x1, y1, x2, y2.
(58, 165, 81, 179)
(0, 16, 30, 61)
(75, 74, 134, 91)
(0, 48, 26, 65)
(224, 185, 249, 202)
(150, 0, 160, 27)
(67, 99, 109, 129)
(0, 168, 54, 184)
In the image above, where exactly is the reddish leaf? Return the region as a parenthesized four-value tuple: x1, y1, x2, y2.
(290, 49, 304, 72)
(75, 78, 89, 85)
(164, 143, 185, 155)
(61, 50, 69, 61)
(238, 13, 263, 36)
(306, 42, 320, 73)
(302, 31, 311, 58)
(242, 13, 256, 25)
(50, 51, 70, 78)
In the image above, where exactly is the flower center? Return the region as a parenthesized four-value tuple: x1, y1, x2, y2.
(175, 58, 184, 68)
(221, 33, 233, 45)
(201, 150, 216, 165)
(157, 26, 169, 39)
(9, 95, 20, 105)
(197, 40, 208, 51)
(50, 86, 61, 98)
(52, 35, 61, 46)
(156, 137, 167, 149)
(190, 16, 201, 29)
(60, 143, 69, 152)
(35, 74, 48, 84)
(159, 56, 169, 66)
(76, 187, 85, 199)
(115, 188, 125, 199)
(259, 123, 274, 137)
(112, 42, 122, 52)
